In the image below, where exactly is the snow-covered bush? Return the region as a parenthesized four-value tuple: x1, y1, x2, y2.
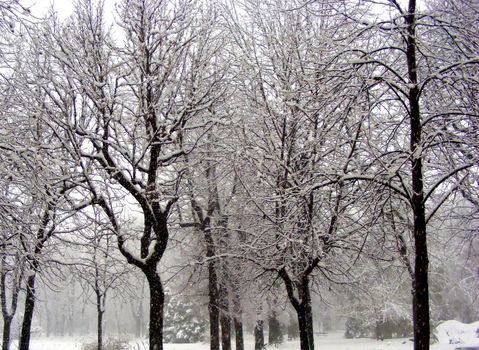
(163, 294, 207, 343)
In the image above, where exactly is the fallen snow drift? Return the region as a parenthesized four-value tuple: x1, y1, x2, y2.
(435, 320, 479, 346)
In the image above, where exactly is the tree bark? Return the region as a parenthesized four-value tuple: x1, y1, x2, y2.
(204, 217, 220, 350)
(220, 312, 231, 350)
(404, 1, 430, 349)
(254, 319, 264, 350)
(232, 293, 244, 350)
(146, 271, 165, 350)
(96, 290, 104, 350)
(2, 316, 12, 350)
(208, 250, 220, 349)
(280, 271, 315, 350)
(219, 277, 231, 350)
(97, 309, 104, 350)
(233, 316, 244, 350)
(19, 274, 36, 350)
(297, 304, 314, 350)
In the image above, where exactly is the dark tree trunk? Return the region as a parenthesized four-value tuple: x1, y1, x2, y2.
(146, 271, 165, 350)
(97, 310, 104, 350)
(297, 306, 314, 350)
(208, 287, 220, 350)
(220, 311, 231, 350)
(254, 320, 264, 350)
(204, 217, 220, 350)
(2, 316, 12, 350)
(296, 278, 314, 350)
(404, 1, 430, 349)
(217, 216, 231, 350)
(286, 278, 314, 350)
(232, 293, 244, 350)
(19, 274, 36, 350)
(233, 316, 244, 350)
(96, 289, 104, 350)
(304, 295, 314, 349)
(298, 308, 310, 350)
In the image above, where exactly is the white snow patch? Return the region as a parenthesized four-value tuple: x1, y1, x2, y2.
(435, 320, 479, 346)
(16, 325, 479, 350)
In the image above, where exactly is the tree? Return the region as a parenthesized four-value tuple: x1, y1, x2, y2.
(226, 1, 371, 349)
(0, 208, 25, 350)
(74, 214, 132, 350)
(0, 49, 84, 350)
(180, 130, 242, 350)
(339, 1, 479, 348)
(21, 0, 227, 349)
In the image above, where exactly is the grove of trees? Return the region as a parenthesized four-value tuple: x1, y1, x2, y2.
(0, 0, 477, 350)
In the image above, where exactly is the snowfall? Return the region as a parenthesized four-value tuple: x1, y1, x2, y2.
(10, 320, 479, 350)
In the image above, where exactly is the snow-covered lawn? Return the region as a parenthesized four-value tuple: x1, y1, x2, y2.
(13, 328, 478, 350)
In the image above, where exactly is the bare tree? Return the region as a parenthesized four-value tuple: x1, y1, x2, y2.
(226, 1, 372, 349)
(337, 0, 479, 348)
(74, 213, 132, 350)
(20, 0, 227, 349)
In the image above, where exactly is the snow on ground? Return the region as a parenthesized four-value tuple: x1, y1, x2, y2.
(435, 320, 479, 347)
(12, 322, 479, 350)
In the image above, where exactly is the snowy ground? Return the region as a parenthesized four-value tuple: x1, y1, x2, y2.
(11, 330, 479, 350)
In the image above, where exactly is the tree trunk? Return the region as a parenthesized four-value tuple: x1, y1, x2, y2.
(205, 218, 220, 350)
(146, 271, 165, 350)
(19, 274, 36, 350)
(208, 271, 220, 350)
(232, 292, 244, 350)
(97, 310, 104, 350)
(404, 1, 430, 349)
(254, 319, 264, 350)
(220, 311, 231, 350)
(2, 316, 12, 350)
(296, 280, 314, 350)
(233, 316, 244, 350)
(96, 290, 104, 350)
